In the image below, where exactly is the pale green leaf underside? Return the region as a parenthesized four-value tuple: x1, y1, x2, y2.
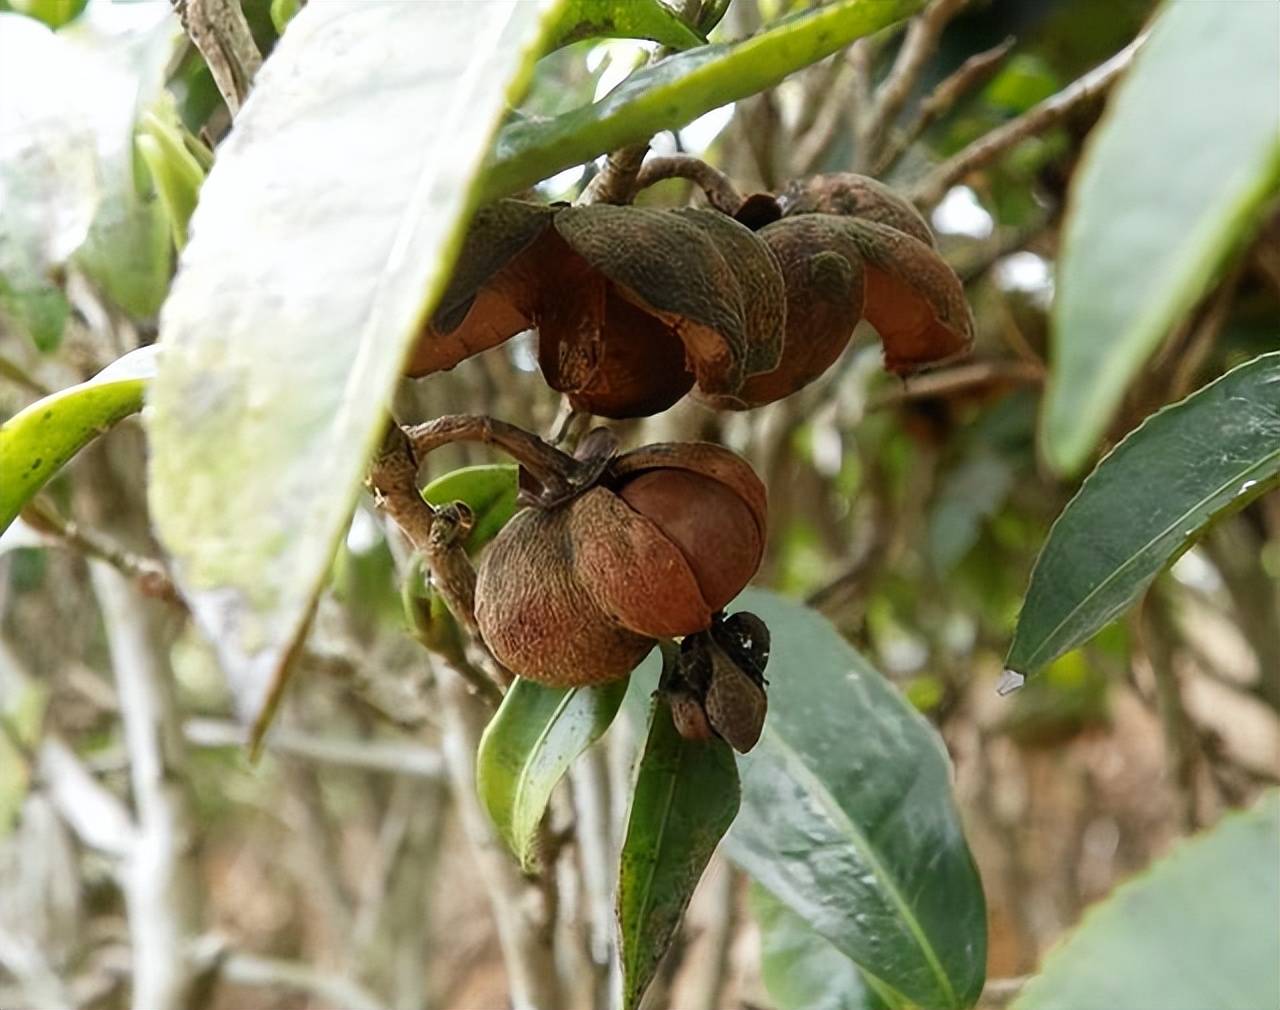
(1043, 0, 1280, 473)
(147, 0, 562, 742)
(476, 676, 627, 871)
(480, 0, 925, 203)
(545, 0, 704, 52)
(0, 345, 158, 534)
(1008, 351, 1280, 676)
(1013, 791, 1280, 1010)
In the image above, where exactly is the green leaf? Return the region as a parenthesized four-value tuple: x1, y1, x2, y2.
(147, 0, 564, 744)
(480, 0, 925, 203)
(269, 0, 300, 34)
(751, 882, 893, 1010)
(1013, 791, 1280, 1010)
(136, 105, 206, 251)
(1043, 2, 1280, 473)
(476, 676, 628, 871)
(546, 0, 704, 52)
(726, 588, 986, 1010)
(0, 345, 156, 535)
(64, 6, 179, 319)
(8, 0, 87, 29)
(618, 691, 740, 1010)
(1008, 352, 1280, 677)
(421, 463, 518, 553)
(0, 13, 100, 350)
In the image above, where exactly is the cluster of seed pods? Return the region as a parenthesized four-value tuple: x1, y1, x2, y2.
(409, 173, 973, 751)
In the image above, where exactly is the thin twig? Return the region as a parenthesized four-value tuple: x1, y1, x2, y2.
(864, 0, 970, 164)
(182, 719, 446, 779)
(21, 498, 180, 605)
(435, 664, 564, 1010)
(195, 943, 389, 1010)
(634, 154, 745, 214)
(170, 0, 262, 116)
(874, 35, 1016, 176)
(90, 561, 204, 1010)
(911, 32, 1146, 206)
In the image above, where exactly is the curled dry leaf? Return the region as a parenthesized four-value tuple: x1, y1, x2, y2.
(474, 441, 766, 686)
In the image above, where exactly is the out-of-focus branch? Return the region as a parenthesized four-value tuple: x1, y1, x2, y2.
(182, 718, 446, 779)
(38, 737, 136, 858)
(863, 0, 970, 162)
(22, 498, 180, 605)
(874, 35, 1015, 176)
(691, 860, 740, 1010)
(191, 941, 389, 1010)
(171, 0, 262, 115)
(912, 33, 1146, 206)
(868, 359, 1044, 409)
(436, 664, 563, 1010)
(90, 561, 203, 1010)
(1137, 597, 1201, 832)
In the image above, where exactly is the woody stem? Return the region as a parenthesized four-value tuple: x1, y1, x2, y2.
(403, 414, 594, 500)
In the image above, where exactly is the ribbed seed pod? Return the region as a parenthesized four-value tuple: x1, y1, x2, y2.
(474, 442, 767, 687)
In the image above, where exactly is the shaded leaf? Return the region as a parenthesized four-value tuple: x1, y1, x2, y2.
(480, 0, 925, 203)
(148, 0, 563, 744)
(726, 588, 986, 1010)
(64, 5, 178, 318)
(136, 104, 206, 251)
(0, 13, 100, 349)
(421, 463, 518, 553)
(1043, 1, 1280, 473)
(1007, 351, 1280, 677)
(618, 691, 740, 1010)
(0, 345, 157, 535)
(751, 882, 892, 1010)
(546, 0, 704, 52)
(476, 676, 627, 871)
(1013, 791, 1280, 1010)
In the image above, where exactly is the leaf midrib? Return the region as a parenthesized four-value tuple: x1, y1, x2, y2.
(1019, 442, 1280, 672)
(512, 686, 580, 856)
(624, 729, 685, 1007)
(762, 724, 959, 1008)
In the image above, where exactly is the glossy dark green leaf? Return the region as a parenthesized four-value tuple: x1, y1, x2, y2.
(0, 345, 157, 535)
(1008, 352, 1280, 677)
(618, 692, 739, 1010)
(1043, 1, 1280, 473)
(751, 882, 893, 1010)
(1013, 791, 1280, 1010)
(479, 0, 924, 202)
(476, 676, 628, 871)
(148, 1, 563, 746)
(421, 463, 518, 553)
(545, 0, 703, 52)
(726, 589, 985, 1010)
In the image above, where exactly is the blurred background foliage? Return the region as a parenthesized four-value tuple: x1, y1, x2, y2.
(1, 0, 1277, 1008)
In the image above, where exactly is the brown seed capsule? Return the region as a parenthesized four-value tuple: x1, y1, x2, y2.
(407, 199, 788, 418)
(668, 611, 771, 752)
(698, 215, 866, 410)
(778, 172, 935, 246)
(474, 443, 767, 686)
